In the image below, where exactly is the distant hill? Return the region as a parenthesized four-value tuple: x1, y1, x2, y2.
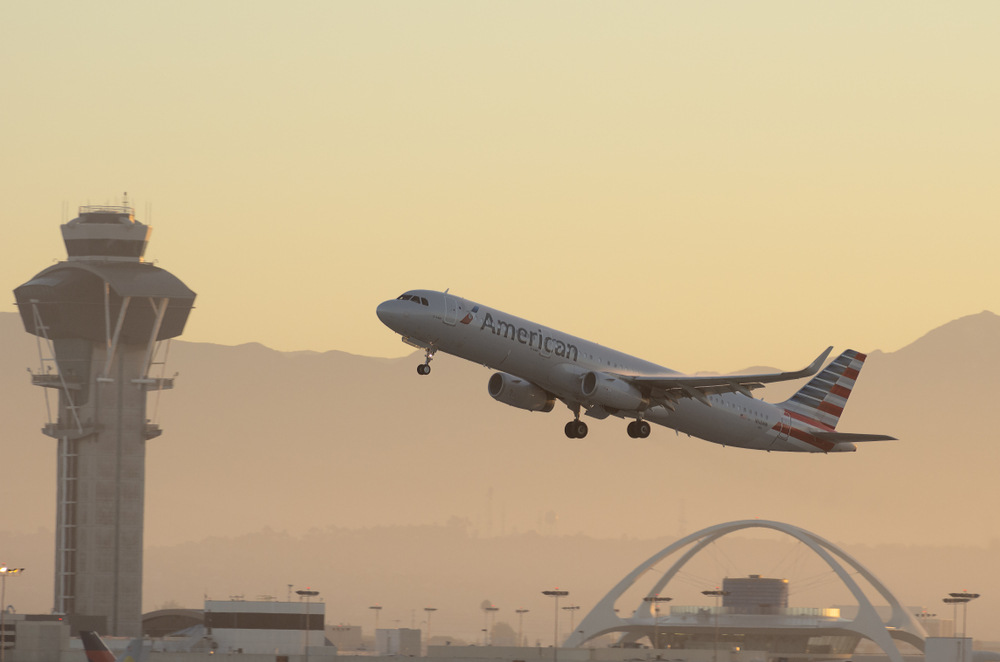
(2, 311, 999, 634)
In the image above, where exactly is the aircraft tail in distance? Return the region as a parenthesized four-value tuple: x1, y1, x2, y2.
(780, 349, 868, 430)
(80, 631, 146, 662)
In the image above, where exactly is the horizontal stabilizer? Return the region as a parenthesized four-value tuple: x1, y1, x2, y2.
(813, 432, 897, 443)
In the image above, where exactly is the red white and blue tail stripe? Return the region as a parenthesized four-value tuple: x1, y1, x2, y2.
(782, 349, 866, 431)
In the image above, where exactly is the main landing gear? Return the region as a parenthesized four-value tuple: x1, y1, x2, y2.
(627, 420, 651, 439)
(564, 403, 588, 438)
(416, 347, 436, 375)
(565, 420, 588, 439)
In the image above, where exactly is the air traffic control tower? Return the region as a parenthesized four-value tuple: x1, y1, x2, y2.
(13, 202, 196, 637)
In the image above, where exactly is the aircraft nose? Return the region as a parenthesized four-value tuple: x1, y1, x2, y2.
(376, 300, 396, 326)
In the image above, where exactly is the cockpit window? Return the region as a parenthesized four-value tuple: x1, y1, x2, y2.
(396, 293, 429, 305)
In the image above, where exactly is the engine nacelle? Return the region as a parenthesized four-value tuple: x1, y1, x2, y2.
(581, 371, 648, 412)
(488, 373, 555, 413)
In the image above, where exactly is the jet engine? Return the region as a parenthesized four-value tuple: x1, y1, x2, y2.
(581, 371, 648, 411)
(488, 372, 555, 413)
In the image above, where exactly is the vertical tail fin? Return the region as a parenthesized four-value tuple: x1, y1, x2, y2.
(80, 632, 116, 662)
(80, 632, 147, 662)
(116, 638, 146, 662)
(781, 349, 867, 430)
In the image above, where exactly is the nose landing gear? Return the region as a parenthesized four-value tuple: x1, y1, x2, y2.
(416, 347, 437, 375)
(627, 420, 651, 438)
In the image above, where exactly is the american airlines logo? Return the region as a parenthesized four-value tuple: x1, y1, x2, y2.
(459, 305, 480, 325)
(479, 312, 579, 361)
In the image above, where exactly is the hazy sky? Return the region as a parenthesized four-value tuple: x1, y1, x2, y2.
(3, 2, 999, 373)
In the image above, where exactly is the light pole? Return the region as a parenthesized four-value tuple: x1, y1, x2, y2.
(943, 599, 961, 636)
(0, 566, 24, 662)
(702, 589, 730, 662)
(369, 605, 383, 639)
(516, 609, 530, 647)
(945, 593, 980, 638)
(485, 606, 499, 645)
(915, 611, 938, 638)
(542, 590, 569, 662)
(297, 589, 319, 662)
(642, 596, 672, 650)
(562, 606, 581, 636)
(424, 607, 437, 651)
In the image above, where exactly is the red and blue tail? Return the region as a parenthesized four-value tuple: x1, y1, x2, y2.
(81, 632, 145, 662)
(80, 631, 116, 662)
(780, 349, 867, 430)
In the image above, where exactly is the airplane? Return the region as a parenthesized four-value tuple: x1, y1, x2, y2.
(376, 290, 896, 452)
(81, 631, 147, 662)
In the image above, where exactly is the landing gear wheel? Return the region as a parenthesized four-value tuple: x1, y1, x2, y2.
(565, 421, 578, 439)
(627, 421, 651, 438)
(573, 420, 588, 439)
(417, 346, 436, 376)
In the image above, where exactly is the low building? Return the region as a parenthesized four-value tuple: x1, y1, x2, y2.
(201, 598, 331, 655)
(377, 628, 422, 656)
(143, 608, 205, 638)
(1, 614, 70, 662)
(327, 625, 364, 651)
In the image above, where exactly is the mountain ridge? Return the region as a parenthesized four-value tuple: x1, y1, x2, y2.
(2, 309, 999, 629)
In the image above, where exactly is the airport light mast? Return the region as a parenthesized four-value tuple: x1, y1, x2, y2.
(703, 589, 730, 662)
(643, 596, 671, 650)
(542, 590, 569, 662)
(562, 605, 581, 635)
(0, 566, 24, 662)
(485, 606, 499, 645)
(516, 609, 529, 647)
(424, 607, 437, 651)
(944, 592, 980, 638)
(297, 589, 320, 662)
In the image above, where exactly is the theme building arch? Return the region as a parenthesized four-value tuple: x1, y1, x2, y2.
(563, 520, 926, 662)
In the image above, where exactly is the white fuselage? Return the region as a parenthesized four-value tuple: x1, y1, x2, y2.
(376, 290, 853, 453)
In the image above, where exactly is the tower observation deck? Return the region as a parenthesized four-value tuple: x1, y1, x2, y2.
(13, 201, 196, 637)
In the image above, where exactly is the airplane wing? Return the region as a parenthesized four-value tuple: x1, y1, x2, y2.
(616, 347, 833, 406)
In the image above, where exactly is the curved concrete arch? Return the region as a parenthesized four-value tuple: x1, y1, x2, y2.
(563, 520, 926, 662)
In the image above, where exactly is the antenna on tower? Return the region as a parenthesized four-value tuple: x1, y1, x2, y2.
(123, 191, 130, 210)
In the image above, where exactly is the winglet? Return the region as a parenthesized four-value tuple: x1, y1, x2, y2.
(805, 346, 834, 376)
(767, 346, 833, 382)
